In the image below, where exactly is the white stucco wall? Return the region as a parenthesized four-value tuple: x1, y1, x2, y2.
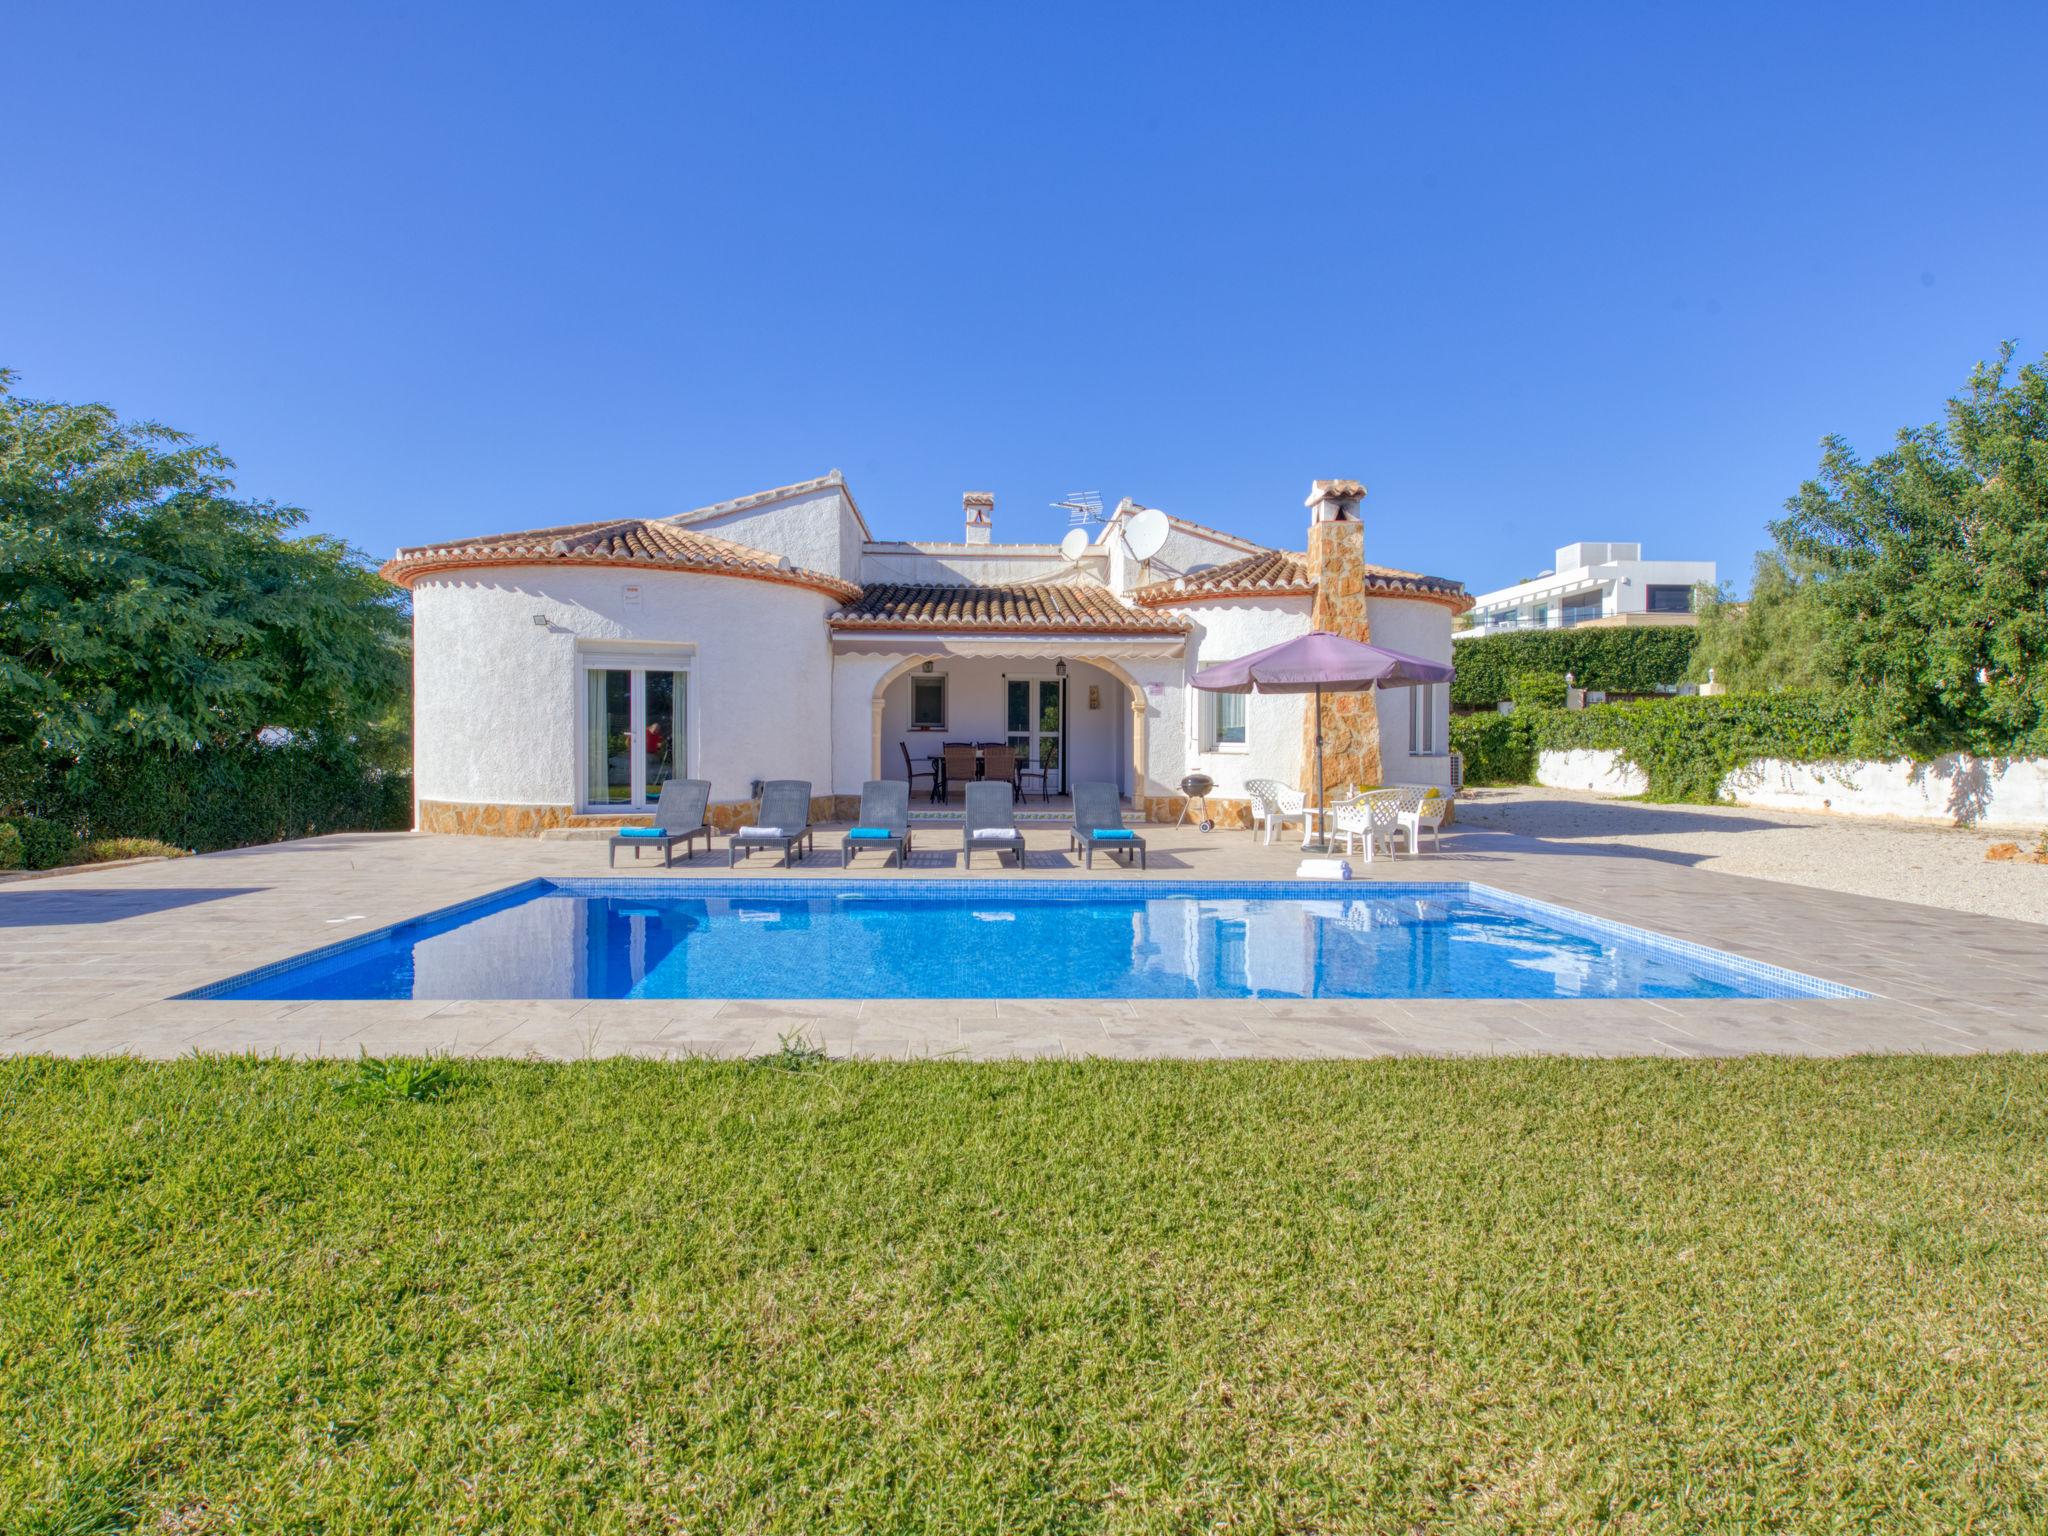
(1366, 597, 1457, 791)
(1537, 748, 1652, 796)
(1172, 598, 1313, 797)
(1725, 755, 2048, 827)
(411, 567, 838, 813)
(1537, 748, 2048, 827)
(676, 486, 864, 581)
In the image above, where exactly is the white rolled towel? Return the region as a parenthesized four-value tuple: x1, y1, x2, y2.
(737, 825, 792, 838)
(1296, 858, 1353, 880)
(971, 827, 1019, 840)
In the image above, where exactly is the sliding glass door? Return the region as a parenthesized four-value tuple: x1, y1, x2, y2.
(584, 667, 689, 809)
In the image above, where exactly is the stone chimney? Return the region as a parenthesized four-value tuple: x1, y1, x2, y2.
(963, 491, 994, 545)
(1301, 478, 1381, 790)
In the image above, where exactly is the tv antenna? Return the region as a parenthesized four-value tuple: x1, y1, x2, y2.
(1053, 491, 1104, 526)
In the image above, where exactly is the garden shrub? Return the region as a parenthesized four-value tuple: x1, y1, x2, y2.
(7, 741, 411, 856)
(1509, 670, 1569, 710)
(1538, 692, 1857, 802)
(1451, 628, 1697, 708)
(1449, 711, 1539, 785)
(1450, 692, 1860, 801)
(0, 823, 20, 871)
(7, 815, 78, 871)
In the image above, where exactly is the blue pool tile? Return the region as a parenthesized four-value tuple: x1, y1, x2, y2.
(181, 879, 1864, 1004)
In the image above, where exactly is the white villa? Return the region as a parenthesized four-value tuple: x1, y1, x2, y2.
(1457, 541, 1715, 640)
(381, 475, 1473, 834)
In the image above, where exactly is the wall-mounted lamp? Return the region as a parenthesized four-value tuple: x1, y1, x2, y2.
(921, 660, 934, 674)
(1055, 658, 1067, 677)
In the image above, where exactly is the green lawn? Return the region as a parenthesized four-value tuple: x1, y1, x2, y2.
(5, 1055, 2046, 1533)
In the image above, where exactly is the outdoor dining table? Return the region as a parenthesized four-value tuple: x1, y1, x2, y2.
(928, 747, 1050, 800)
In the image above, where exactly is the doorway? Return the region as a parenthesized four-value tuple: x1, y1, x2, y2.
(1006, 676, 1066, 795)
(583, 666, 689, 809)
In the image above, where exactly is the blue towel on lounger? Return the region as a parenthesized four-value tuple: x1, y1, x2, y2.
(849, 827, 894, 839)
(619, 827, 667, 838)
(1092, 828, 1135, 840)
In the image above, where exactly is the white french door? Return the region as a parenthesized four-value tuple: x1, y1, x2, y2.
(583, 666, 689, 809)
(1005, 676, 1065, 792)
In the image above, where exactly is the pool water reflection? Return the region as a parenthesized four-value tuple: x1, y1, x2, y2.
(187, 879, 1860, 1003)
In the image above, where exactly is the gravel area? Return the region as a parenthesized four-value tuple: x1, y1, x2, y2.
(1457, 787, 2048, 926)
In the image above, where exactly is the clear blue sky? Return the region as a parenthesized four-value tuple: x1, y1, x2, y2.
(5, 2, 2043, 595)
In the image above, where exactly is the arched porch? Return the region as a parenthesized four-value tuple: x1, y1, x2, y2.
(831, 636, 1183, 814)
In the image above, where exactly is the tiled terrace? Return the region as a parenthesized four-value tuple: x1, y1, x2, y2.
(3, 816, 2042, 1061)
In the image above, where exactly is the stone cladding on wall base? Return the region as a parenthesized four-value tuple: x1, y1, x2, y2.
(419, 796, 860, 837)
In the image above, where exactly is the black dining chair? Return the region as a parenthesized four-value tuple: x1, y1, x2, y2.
(1016, 754, 1052, 803)
(899, 741, 940, 803)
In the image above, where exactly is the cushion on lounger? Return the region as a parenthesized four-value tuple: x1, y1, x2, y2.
(1092, 828, 1135, 840)
(971, 828, 1018, 840)
(848, 827, 894, 839)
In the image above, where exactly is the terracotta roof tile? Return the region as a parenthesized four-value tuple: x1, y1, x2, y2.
(830, 582, 1187, 634)
(1130, 549, 1473, 612)
(379, 516, 862, 600)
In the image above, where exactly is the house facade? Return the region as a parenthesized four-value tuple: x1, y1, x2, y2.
(1457, 541, 1715, 640)
(381, 474, 1472, 834)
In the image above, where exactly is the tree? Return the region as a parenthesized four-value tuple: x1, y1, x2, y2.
(1687, 553, 1829, 694)
(1769, 344, 2048, 758)
(0, 370, 408, 764)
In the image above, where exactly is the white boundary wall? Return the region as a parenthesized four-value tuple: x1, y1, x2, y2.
(1537, 748, 2048, 828)
(1535, 749, 1649, 797)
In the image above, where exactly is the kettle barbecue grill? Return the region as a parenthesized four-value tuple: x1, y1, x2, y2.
(1176, 772, 1216, 832)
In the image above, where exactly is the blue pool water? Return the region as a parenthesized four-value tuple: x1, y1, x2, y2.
(186, 880, 1859, 1002)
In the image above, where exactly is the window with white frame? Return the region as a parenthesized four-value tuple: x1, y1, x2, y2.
(1407, 684, 1440, 756)
(909, 673, 947, 729)
(1208, 690, 1247, 750)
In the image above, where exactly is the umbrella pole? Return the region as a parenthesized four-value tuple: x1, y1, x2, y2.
(1312, 681, 1328, 854)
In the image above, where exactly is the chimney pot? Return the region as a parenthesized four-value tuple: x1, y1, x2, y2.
(963, 491, 994, 544)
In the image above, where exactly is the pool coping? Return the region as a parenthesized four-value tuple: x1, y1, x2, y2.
(176, 876, 1869, 1004)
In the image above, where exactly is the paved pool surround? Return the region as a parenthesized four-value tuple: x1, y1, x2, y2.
(1, 817, 2042, 1061)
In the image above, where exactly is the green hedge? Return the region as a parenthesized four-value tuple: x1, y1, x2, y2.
(7, 741, 411, 857)
(1451, 628, 1698, 708)
(1449, 712, 1537, 786)
(1509, 670, 1569, 710)
(1452, 693, 1858, 802)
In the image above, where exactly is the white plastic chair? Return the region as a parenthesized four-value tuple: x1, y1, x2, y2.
(1392, 786, 1449, 856)
(1331, 789, 1404, 862)
(1245, 779, 1309, 846)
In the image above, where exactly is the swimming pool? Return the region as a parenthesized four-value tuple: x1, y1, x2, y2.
(184, 879, 1862, 1002)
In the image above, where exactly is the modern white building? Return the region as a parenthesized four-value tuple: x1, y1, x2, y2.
(1456, 541, 1715, 641)
(381, 474, 1473, 834)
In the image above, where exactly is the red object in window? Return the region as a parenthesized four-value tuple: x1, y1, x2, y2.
(646, 723, 666, 756)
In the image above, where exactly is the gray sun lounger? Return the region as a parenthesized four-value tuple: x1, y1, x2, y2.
(609, 778, 714, 867)
(841, 780, 912, 868)
(729, 779, 815, 867)
(1069, 781, 1146, 869)
(962, 781, 1026, 869)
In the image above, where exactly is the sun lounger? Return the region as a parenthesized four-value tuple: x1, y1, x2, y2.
(1068, 781, 1146, 869)
(962, 781, 1025, 869)
(841, 780, 912, 868)
(609, 778, 713, 867)
(729, 779, 815, 867)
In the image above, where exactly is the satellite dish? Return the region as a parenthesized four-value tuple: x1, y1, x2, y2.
(1123, 507, 1169, 562)
(1058, 528, 1089, 563)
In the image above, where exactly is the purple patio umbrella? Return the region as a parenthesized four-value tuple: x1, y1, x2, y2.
(1192, 631, 1455, 851)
